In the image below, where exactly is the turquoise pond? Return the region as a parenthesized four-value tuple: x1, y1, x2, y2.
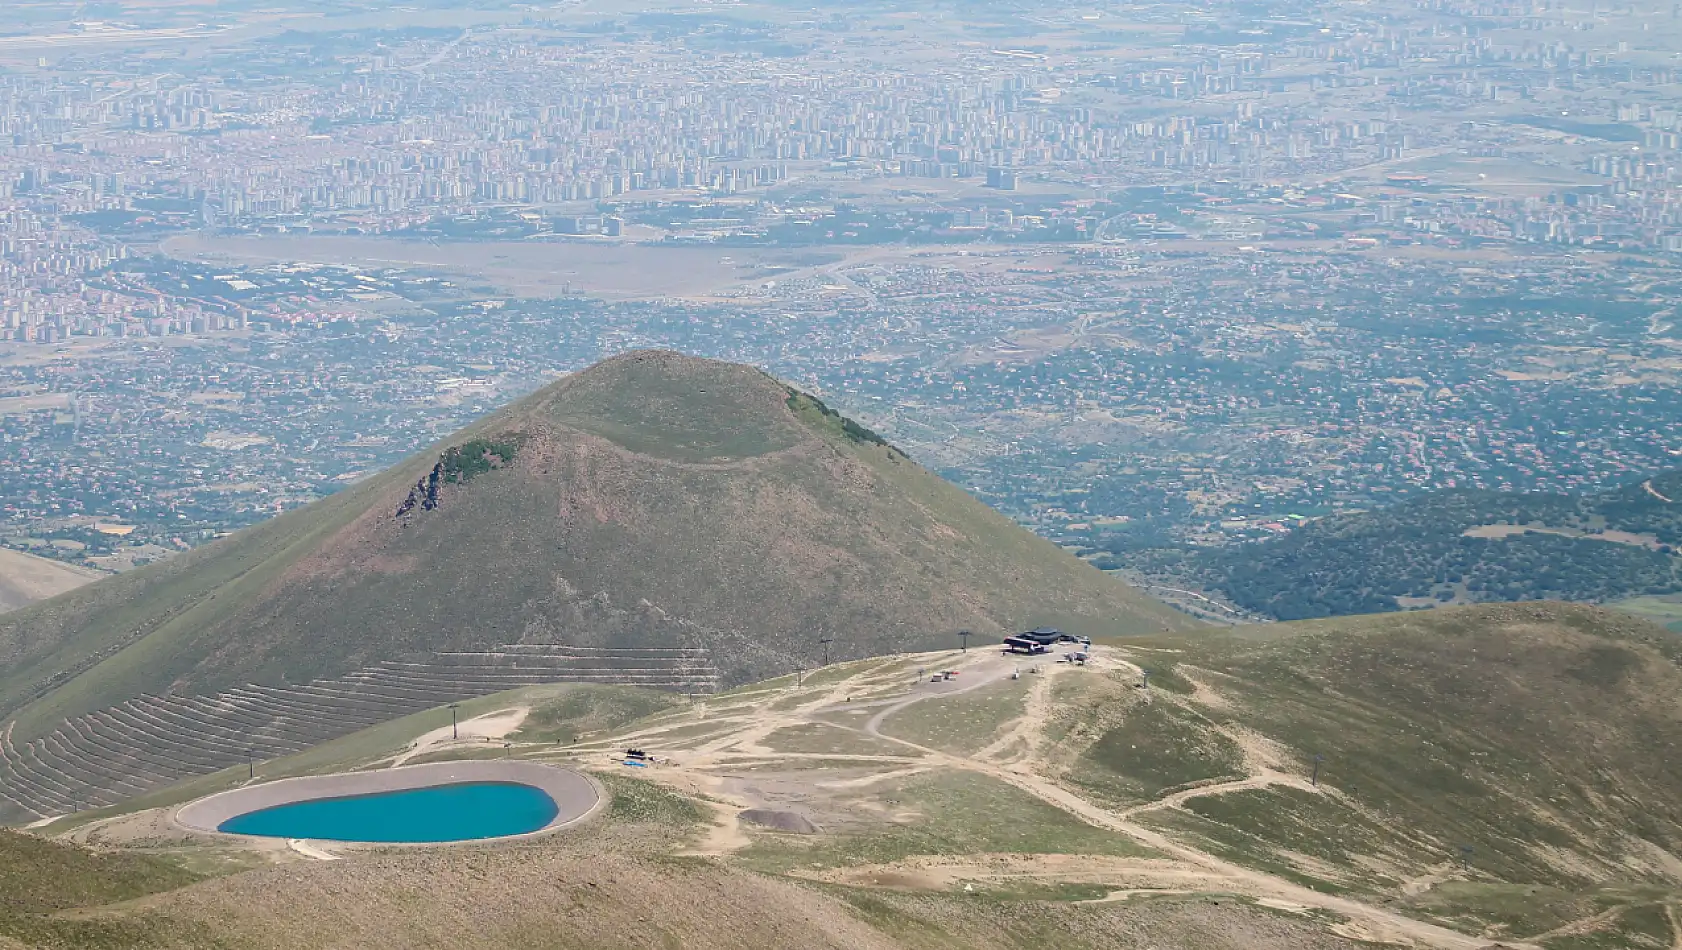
(217, 782, 560, 843)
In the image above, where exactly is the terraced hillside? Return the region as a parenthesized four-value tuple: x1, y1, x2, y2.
(0, 350, 1187, 820)
(0, 645, 715, 822)
(6, 601, 1678, 949)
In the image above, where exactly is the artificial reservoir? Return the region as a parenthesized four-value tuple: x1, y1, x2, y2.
(216, 781, 560, 843)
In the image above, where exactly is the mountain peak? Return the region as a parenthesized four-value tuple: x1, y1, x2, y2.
(0, 352, 1190, 819)
(519, 349, 814, 463)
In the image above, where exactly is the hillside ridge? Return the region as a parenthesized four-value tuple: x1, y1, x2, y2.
(0, 350, 1187, 820)
(12, 600, 1676, 950)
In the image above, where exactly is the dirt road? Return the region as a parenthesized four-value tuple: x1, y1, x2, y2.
(836, 651, 1517, 950)
(572, 648, 1517, 949)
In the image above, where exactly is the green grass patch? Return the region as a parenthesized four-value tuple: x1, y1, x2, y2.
(831, 889, 963, 947)
(1069, 700, 1244, 804)
(825, 886, 1261, 950)
(1400, 882, 1617, 939)
(1178, 786, 1441, 892)
(0, 830, 220, 950)
(401, 745, 518, 766)
(1140, 663, 1194, 695)
(762, 722, 908, 756)
(1543, 903, 1675, 950)
(513, 684, 684, 744)
(742, 771, 1154, 875)
(42, 685, 581, 834)
(763, 690, 820, 712)
(726, 757, 914, 772)
(1140, 808, 1352, 895)
(0, 830, 199, 914)
(603, 719, 741, 748)
(0, 911, 231, 950)
(550, 359, 802, 461)
(597, 771, 705, 826)
(790, 657, 911, 691)
(877, 680, 1027, 756)
(956, 880, 1114, 902)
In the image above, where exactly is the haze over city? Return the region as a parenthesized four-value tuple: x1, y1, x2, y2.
(1, 1, 1682, 947)
(4, 0, 1679, 593)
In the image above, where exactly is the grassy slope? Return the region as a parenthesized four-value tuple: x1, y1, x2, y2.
(2, 350, 1188, 740)
(1613, 592, 1682, 633)
(0, 476, 395, 731)
(0, 830, 216, 950)
(741, 769, 1156, 876)
(4, 686, 1357, 950)
(19, 601, 1679, 947)
(875, 679, 1028, 755)
(0, 830, 198, 914)
(42, 682, 677, 836)
(41, 846, 1367, 950)
(510, 684, 683, 744)
(1070, 700, 1247, 805)
(0, 549, 102, 614)
(1080, 602, 1682, 941)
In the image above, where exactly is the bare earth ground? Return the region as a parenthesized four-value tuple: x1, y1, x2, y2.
(161, 234, 847, 300)
(389, 707, 529, 767)
(156, 232, 1574, 312)
(541, 647, 1519, 949)
(57, 633, 1673, 948)
(0, 548, 104, 613)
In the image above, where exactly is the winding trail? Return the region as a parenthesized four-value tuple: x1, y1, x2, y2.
(1118, 772, 1313, 819)
(830, 651, 1520, 950)
(973, 663, 1055, 765)
(389, 706, 528, 767)
(572, 648, 1517, 948)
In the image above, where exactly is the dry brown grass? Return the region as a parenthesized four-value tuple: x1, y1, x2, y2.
(44, 840, 1373, 950)
(0, 549, 102, 614)
(1, 351, 1187, 740)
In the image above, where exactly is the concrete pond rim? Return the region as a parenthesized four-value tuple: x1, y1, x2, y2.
(173, 760, 603, 847)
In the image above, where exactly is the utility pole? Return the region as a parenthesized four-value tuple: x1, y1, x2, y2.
(958, 629, 971, 653)
(1311, 754, 1324, 787)
(819, 636, 835, 666)
(449, 703, 460, 740)
(247, 749, 254, 780)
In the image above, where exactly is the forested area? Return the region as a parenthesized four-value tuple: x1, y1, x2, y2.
(1110, 472, 1682, 621)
